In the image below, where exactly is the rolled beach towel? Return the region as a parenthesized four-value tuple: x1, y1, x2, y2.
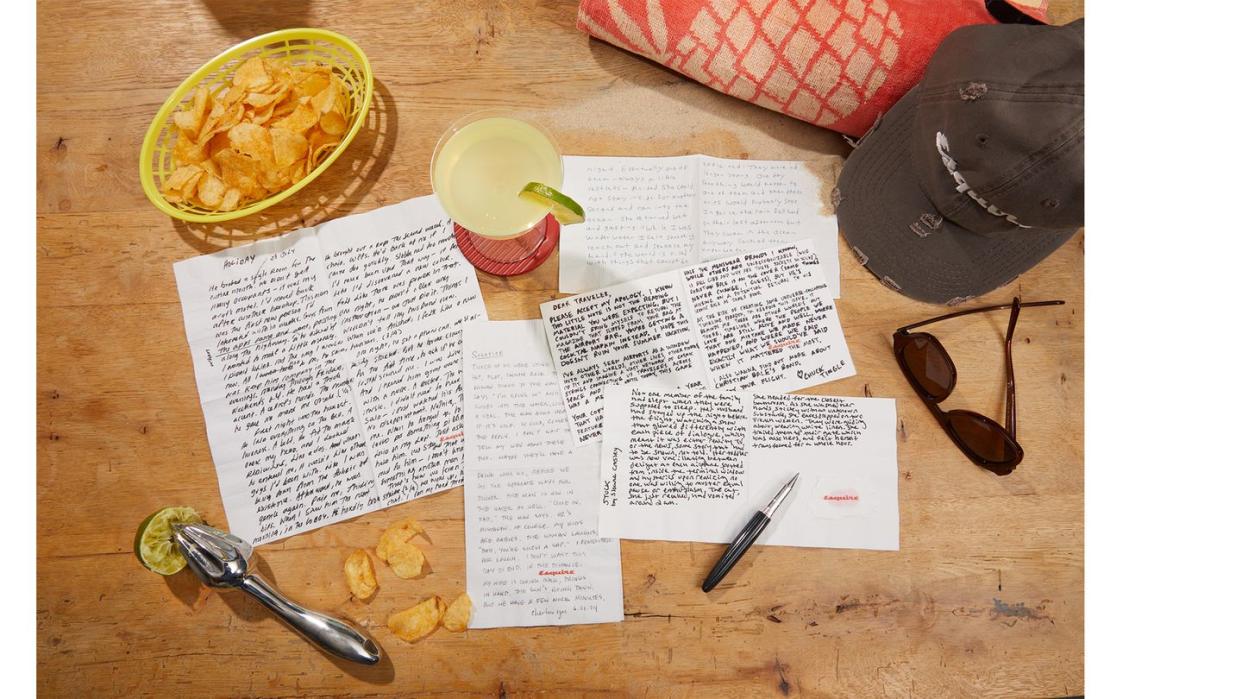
(577, 0, 1048, 137)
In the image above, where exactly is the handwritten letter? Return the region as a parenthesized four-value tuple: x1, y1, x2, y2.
(601, 386, 899, 550)
(543, 240, 855, 445)
(463, 321, 623, 628)
(559, 155, 838, 295)
(174, 196, 484, 545)
(318, 200, 486, 507)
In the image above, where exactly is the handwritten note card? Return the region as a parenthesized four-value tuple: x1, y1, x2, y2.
(463, 320, 623, 628)
(541, 240, 856, 445)
(174, 196, 485, 545)
(559, 155, 839, 296)
(601, 386, 899, 550)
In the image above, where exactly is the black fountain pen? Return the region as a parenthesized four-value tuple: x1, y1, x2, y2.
(701, 473, 800, 593)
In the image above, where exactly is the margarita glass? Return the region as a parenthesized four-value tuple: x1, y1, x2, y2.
(431, 111, 563, 275)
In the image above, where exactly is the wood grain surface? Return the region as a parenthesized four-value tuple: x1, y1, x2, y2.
(36, 1, 1084, 696)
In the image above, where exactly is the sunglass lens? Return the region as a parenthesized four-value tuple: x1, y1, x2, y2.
(898, 333, 955, 401)
(946, 411, 1021, 473)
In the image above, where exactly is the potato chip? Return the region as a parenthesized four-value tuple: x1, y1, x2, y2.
(375, 518, 427, 562)
(232, 56, 271, 90)
(173, 135, 209, 165)
(343, 549, 378, 600)
(442, 593, 472, 632)
(213, 148, 259, 179)
(172, 87, 210, 134)
(272, 101, 319, 135)
(197, 174, 227, 208)
(319, 110, 347, 137)
(199, 157, 220, 179)
(283, 159, 306, 183)
(261, 167, 291, 192)
(245, 90, 284, 109)
(223, 83, 246, 106)
(206, 131, 232, 160)
(214, 152, 262, 200)
(311, 83, 338, 115)
(270, 127, 308, 169)
(220, 187, 242, 212)
(227, 122, 274, 164)
(160, 58, 348, 212)
(387, 596, 445, 642)
(387, 541, 426, 579)
(181, 170, 206, 201)
(191, 86, 212, 127)
(161, 165, 202, 196)
(201, 102, 245, 139)
(270, 94, 298, 121)
(173, 109, 199, 134)
(294, 71, 331, 100)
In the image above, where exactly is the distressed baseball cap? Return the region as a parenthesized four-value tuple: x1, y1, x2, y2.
(836, 18, 1084, 305)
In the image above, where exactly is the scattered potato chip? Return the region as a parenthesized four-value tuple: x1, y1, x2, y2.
(387, 596, 445, 642)
(376, 518, 427, 562)
(387, 541, 426, 579)
(343, 549, 378, 600)
(442, 593, 472, 632)
(160, 57, 351, 213)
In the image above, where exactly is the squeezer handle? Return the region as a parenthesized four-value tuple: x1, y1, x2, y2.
(239, 574, 381, 665)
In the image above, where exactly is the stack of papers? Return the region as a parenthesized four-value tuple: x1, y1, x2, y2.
(173, 155, 899, 631)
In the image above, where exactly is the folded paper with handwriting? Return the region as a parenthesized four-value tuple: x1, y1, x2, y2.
(463, 321, 623, 628)
(600, 386, 899, 549)
(576, 0, 1048, 137)
(542, 239, 855, 445)
(559, 154, 839, 295)
(174, 196, 485, 545)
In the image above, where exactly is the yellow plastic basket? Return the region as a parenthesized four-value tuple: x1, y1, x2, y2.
(139, 28, 373, 224)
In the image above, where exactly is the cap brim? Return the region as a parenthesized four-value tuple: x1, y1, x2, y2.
(837, 84, 1077, 305)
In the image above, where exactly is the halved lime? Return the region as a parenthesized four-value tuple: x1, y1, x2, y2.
(519, 182, 585, 225)
(134, 506, 204, 575)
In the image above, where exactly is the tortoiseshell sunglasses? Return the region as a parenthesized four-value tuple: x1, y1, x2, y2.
(893, 297, 1065, 475)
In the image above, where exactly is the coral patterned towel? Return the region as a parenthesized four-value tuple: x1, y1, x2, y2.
(577, 0, 1048, 137)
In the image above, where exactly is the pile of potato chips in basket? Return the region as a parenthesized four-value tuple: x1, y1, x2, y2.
(160, 56, 351, 212)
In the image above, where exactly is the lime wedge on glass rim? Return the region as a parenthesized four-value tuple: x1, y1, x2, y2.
(134, 506, 204, 575)
(519, 182, 585, 225)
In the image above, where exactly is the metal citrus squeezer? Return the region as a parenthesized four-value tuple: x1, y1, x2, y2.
(172, 522, 382, 665)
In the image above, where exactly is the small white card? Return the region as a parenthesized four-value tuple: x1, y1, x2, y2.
(599, 386, 899, 550)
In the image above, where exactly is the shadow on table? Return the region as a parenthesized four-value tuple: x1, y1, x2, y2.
(321, 641, 396, 685)
(172, 77, 399, 253)
(697, 544, 761, 600)
(165, 553, 395, 684)
(200, 0, 313, 39)
(164, 552, 282, 623)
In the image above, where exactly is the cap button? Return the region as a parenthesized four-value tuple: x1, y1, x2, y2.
(959, 82, 988, 101)
(1042, 198, 1061, 209)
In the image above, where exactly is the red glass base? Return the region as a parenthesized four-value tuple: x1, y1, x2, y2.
(454, 215, 559, 277)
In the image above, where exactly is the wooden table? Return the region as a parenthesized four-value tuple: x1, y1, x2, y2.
(37, 1, 1084, 695)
